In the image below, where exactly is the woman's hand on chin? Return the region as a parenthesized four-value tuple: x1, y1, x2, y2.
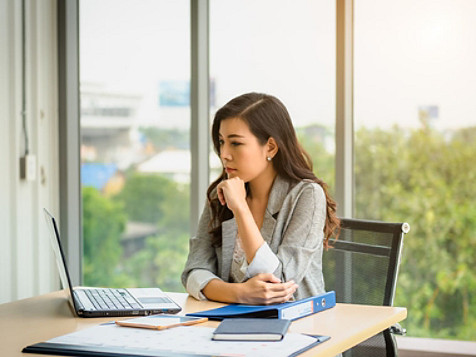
(216, 177, 247, 213)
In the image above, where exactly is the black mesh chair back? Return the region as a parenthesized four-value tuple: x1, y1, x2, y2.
(323, 218, 410, 357)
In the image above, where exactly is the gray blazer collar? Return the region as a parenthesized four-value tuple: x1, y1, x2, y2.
(220, 175, 291, 281)
(266, 175, 291, 216)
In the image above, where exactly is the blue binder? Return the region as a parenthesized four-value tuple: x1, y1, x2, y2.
(186, 291, 336, 321)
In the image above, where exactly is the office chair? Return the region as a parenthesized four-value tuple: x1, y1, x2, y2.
(323, 218, 410, 357)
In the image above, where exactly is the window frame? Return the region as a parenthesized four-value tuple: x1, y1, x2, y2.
(58, 0, 82, 286)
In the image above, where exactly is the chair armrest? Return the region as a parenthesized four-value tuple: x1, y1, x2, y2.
(390, 322, 406, 336)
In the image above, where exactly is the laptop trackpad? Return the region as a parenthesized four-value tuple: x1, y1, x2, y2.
(128, 288, 174, 307)
(137, 297, 171, 305)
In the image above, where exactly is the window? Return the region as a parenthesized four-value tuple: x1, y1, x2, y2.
(354, 0, 476, 341)
(79, 0, 190, 292)
(209, 0, 336, 189)
(63, 0, 475, 349)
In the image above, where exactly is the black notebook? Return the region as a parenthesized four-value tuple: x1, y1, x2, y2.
(212, 318, 291, 341)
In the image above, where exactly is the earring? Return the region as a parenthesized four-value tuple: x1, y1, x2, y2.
(267, 156, 272, 162)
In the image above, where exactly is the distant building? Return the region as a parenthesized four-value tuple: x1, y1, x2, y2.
(137, 149, 222, 184)
(81, 162, 118, 191)
(418, 105, 439, 129)
(81, 82, 145, 170)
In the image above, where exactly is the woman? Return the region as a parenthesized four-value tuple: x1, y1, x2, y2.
(182, 92, 339, 304)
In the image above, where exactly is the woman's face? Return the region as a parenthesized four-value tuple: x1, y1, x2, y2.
(218, 117, 271, 183)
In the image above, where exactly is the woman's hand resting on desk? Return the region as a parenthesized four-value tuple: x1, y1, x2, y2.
(237, 273, 298, 305)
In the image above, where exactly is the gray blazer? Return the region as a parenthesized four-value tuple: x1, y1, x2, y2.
(181, 175, 327, 301)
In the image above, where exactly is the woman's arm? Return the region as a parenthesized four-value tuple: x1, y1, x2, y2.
(202, 273, 297, 305)
(181, 202, 222, 300)
(233, 203, 264, 263)
(217, 177, 264, 263)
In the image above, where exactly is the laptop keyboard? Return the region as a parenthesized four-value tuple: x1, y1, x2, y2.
(84, 288, 141, 310)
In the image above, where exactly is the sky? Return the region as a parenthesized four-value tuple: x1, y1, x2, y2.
(80, 0, 476, 132)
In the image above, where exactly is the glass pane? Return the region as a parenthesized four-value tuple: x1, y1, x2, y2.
(355, 0, 476, 341)
(209, 0, 336, 190)
(80, 0, 190, 292)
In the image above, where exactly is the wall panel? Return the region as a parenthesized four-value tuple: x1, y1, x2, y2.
(0, 0, 59, 304)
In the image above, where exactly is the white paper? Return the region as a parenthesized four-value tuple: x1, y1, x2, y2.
(47, 324, 318, 357)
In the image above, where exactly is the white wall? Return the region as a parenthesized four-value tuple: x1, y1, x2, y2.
(0, 0, 59, 303)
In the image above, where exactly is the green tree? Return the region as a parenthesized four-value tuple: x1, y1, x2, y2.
(114, 173, 177, 223)
(121, 179, 190, 292)
(82, 186, 131, 287)
(297, 124, 335, 194)
(124, 231, 189, 292)
(354, 125, 476, 340)
(83, 173, 190, 291)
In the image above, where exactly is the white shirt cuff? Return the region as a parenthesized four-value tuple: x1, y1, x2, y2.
(186, 269, 222, 301)
(246, 242, 279, 278)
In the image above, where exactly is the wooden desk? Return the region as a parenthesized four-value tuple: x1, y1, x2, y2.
(0, 290, 406, 357)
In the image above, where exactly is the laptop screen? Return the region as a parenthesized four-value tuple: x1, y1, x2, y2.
(43, 208, 79, 311)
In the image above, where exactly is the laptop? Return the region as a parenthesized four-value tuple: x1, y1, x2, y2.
(43, 208, 182, 317)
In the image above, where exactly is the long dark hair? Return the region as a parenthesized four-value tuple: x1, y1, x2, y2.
(207, 92, 339, 248)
